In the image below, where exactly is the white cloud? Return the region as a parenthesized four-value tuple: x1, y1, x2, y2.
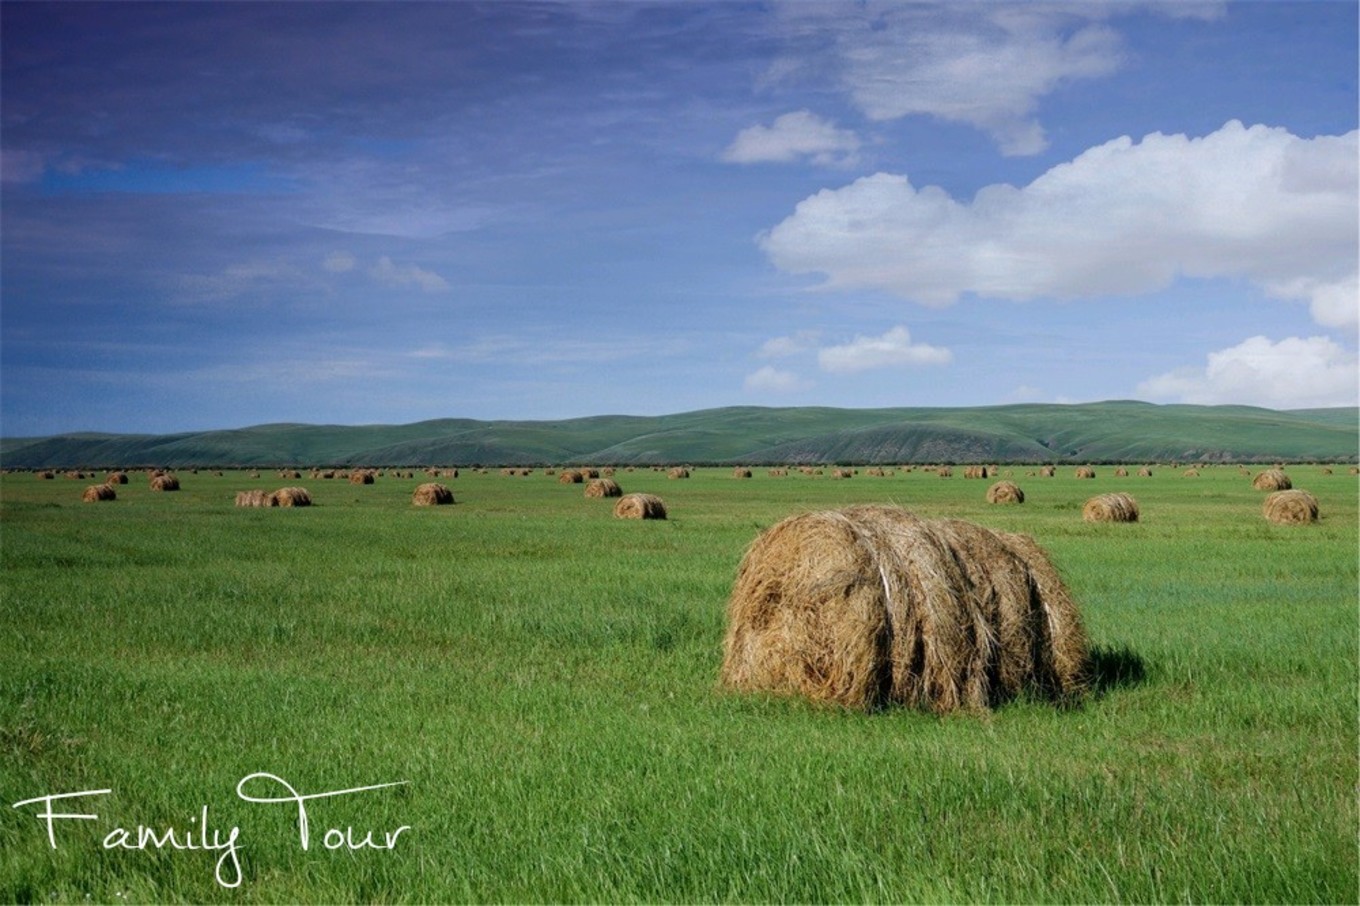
(1137, 335, 1359, 408)
(369, 256, 450, 293)
(722, 110, 861, 166)
(817, 325, 952, 373)
(757, 330, 821, 358)
(744, 365, 811, 393)
(323, 251, 356, 273)
(760, 122, 1358, 327)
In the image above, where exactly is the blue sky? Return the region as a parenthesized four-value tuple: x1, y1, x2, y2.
(2, 0, 1356, 436)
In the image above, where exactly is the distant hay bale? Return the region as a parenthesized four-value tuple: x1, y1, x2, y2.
(149, 475, 180, 491)
(281, 470, 302, 479)
(1321, 467, 1333, 475)
(963, 465, 989, 479)
(1252, 469, 1291, 491)
(558, 470, 584, 484)
(719, 505, 1088, 713)
(986, 480, 1025, 504)
(832, 468, 853, 479)
(1263, 489, 1318, 525)
(1114, 467, 1128, 477)
(768, 468, 788, 477)
(1040, 466, 1056, 478)
(580, 468, 600, 479)
(65, 471, 85, 480)
(936, 466, 953, 478)
(1074, 467, 1096, 479)
(82, 484, 116, 502)
(668, 467, 690, 479)
(105, 472, 129, 485)
(585, 478, 622, 498)
(1182, 468, 1199, 478)
(1137, 467, 1153, 477)
(733, 467, 752, 479)
(412, 483, 454, 506)
(37, 471, 55, 480)
(350, 470, 375, 485)
(235, 489, 272, 507)
(269, 486, 311, 507)
(1082, 492, 1139, 523)
(614, 493, 666, 519)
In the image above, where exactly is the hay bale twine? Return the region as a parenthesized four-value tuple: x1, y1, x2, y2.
(1074, 467, 1096, 479)
(1252, 469, 1292, 491)
(1263, 489, 1318, 525)
(719, 505, 1088, 713)
(235, 489, 272, 507)
(585, 478, 622, 498)
(149, 474, 180, 491)
(412, 483, 454, 506)
(614, 493, 666, 520)
(82, 484, 116, 502)
(1082, 492, 1139, 523)
(269, 486, 311, 507)
(986, 480, 1025, 504)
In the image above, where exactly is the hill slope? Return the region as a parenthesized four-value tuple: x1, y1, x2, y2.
(1, 402, 1355, 468)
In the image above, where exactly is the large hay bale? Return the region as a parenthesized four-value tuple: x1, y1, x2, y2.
(585, 478, 622, 498)
(1082, 492, 1139, 523)
(1252, 469, 1291, 491)
(412, 483, 454, 506)
(269, 486, 311, 507)
(614, 493, 666, 520)
(235, 489, 272, 507)
(719, 505, 1088, 713)
(1074, 467, 1096, 479)
(1263, 489, 1318, 525)
(986, 480, 1025, 504)
(82, 484, 116, 502)
(149, 475, 180, 491)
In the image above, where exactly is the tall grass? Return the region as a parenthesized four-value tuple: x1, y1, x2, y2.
(2, 465, 1356, 902)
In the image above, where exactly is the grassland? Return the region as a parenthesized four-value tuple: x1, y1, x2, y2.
(1, 464, 1356, 903)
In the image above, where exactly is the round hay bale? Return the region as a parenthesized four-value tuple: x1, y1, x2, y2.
(558, 470, 584, 484)
(733, 467, 752, 479)
(37, 471, 55, 480)
(1252, 469, 1291, 491)
(350, 470, 375, 485)
(963, 465, 989, 479)
(269, 486, 311, 507)
(719, 505, 1088, 713)
(585, 478, 622, 498)
(1137, 467, 1153, 477)
(614, 493, 666, 520)
(936, 466, 953, 478)
(149, 475, 180, 491)
(1263, 489, 1318, 525)
(1114, 467, 1128, 477)
(82, 484, 116, 502)
(832, 468, 853, 479)
(105, 472, 129, 485)
(412, 483, 454, 506)
(1183, 468, 1199, 478)
(1082, 492, 1139, 523)
(668, 467, 690, 480)
(1074, 467, 1096, 479)
(235, 489, 272, 507)
(1040, 465, 1056, 477)
(986, 480, 1025, 504)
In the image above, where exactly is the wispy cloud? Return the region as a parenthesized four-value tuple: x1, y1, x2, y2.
(744, 365, 811, 393)
(369, 256, 450, 293)
(722, 110, 861, 166)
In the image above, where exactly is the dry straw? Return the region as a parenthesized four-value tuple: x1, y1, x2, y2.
(350, 470, 375, 485)
(614, 493, 667, 519)
(82, 484, 116, 502)
(668, 467, 690, 479)
(719, 505, 1088, 713)
(1252, 469, 1292, 491)
(733, 467, 753, 479)
(412, 483, 454, 506)
(1082, 492, 1139, 523)
(1138, 467, 1153, 477)
(1263, 489, 1318, 525)
(105, 472, 129, 485)
(235, 489, 272, 507)
(585, 478, 622, 498)
(963, 466, 989, 479)
(986, 480, 1025, 504)
(269, 487, 311, 507)
(150, 475, 180, 491)
(1074, 467, 1096, 479)
(558, 470, 584, 484)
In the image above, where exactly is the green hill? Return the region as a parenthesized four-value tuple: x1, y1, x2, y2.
(1, 402, 1355, 469)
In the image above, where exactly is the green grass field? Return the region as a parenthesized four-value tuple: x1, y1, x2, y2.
(2, 465, 1356, 903)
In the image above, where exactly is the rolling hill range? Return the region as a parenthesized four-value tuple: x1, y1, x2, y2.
(1, 402, 1355, 469)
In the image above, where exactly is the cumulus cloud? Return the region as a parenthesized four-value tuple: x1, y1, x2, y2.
(1137, 335, 1359, 408)
(744, 365, 811, 393)
(722, 110, 861, 166)
(817, 325, 952, 372)
(760, 122, 1358, 328)
(764, 2, 1219, 155)
(369, 256, 450, 293)
(757, 330, 821, 358)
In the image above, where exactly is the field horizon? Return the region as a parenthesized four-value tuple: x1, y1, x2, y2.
(2, 400, 1356, 469)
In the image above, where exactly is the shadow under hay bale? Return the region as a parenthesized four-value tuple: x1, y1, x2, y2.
(585, 478, 622, 498)
(1086, 643, 1147, 696)
(719, 505, 1089, 714)
(269, 487, 311, 507)
(1083, 493, 1139, 523)
(986, 480, 1024, 504)
(1252, 469, 1292, 491)
(82, 484, 116, 502)
(1263, 489, 1318, 524)
(614, 493, 666, 519)
(412, 483, 454, 506)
